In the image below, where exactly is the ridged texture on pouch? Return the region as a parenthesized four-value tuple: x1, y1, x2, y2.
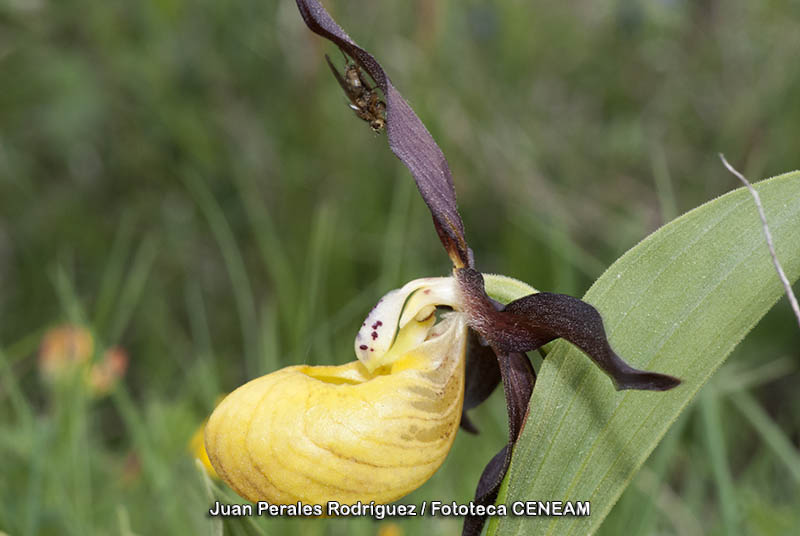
(205, 313, 468, 504)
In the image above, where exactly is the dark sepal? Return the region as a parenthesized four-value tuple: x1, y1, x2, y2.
(460, 413, 480, 435)
(499, 352, 536, 442)
(457, 268, 681, 392)
(295, 0, 471, 268)
(462, 351, 535, 536)
(462, 444, 509, 536)
(460, 330, 502, 434)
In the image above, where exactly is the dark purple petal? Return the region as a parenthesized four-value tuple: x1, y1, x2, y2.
(295, 0, 470, 267)
(460, 331, 501, 434)
(459, 412, 480, 435)
(457, 268, 681, 391)
(462, 444, 509, 536)
(471, 352, 534, 493)
(462, 351, 534, 536)
(499, 352, 535, 441)
(474, 444, 511, 505)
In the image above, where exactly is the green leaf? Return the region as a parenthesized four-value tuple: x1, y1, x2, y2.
(490, 171, 800, 535)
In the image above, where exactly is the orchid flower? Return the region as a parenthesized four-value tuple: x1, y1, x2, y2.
(204, 2, 680, 534)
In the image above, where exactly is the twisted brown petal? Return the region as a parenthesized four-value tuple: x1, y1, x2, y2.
(463, 351, 535, 536)
(296, 0, 470, 267)
(460, 330, 501, 434)
(457, 268, 681, 391)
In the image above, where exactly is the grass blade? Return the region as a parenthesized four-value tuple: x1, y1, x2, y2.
(700, 391, 739, 535)
(731, 391, 800, 485)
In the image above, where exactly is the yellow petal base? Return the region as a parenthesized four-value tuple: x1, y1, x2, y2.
(205, 313, 467, 505)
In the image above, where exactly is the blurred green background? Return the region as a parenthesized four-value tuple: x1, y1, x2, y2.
(1, 0, 799, 534)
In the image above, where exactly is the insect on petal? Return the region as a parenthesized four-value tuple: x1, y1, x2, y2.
(296, 0, 471, 267)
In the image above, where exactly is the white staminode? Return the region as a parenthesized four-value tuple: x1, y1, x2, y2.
(354, 277, 460, 370)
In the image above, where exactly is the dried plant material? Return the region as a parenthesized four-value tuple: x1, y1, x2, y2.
(719, 154, 800, 329)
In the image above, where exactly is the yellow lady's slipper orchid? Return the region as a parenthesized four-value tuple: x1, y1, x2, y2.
(211, 5, 681, 533)
(205, 278, 468, 504)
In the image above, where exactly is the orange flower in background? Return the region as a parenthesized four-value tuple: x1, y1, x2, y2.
(38, 324, 95, 382)
(38, 324, 128, 396)
(88, 346, 129, 396)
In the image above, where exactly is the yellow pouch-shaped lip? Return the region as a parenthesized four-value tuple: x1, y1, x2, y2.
(205, 313, 467, 505)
